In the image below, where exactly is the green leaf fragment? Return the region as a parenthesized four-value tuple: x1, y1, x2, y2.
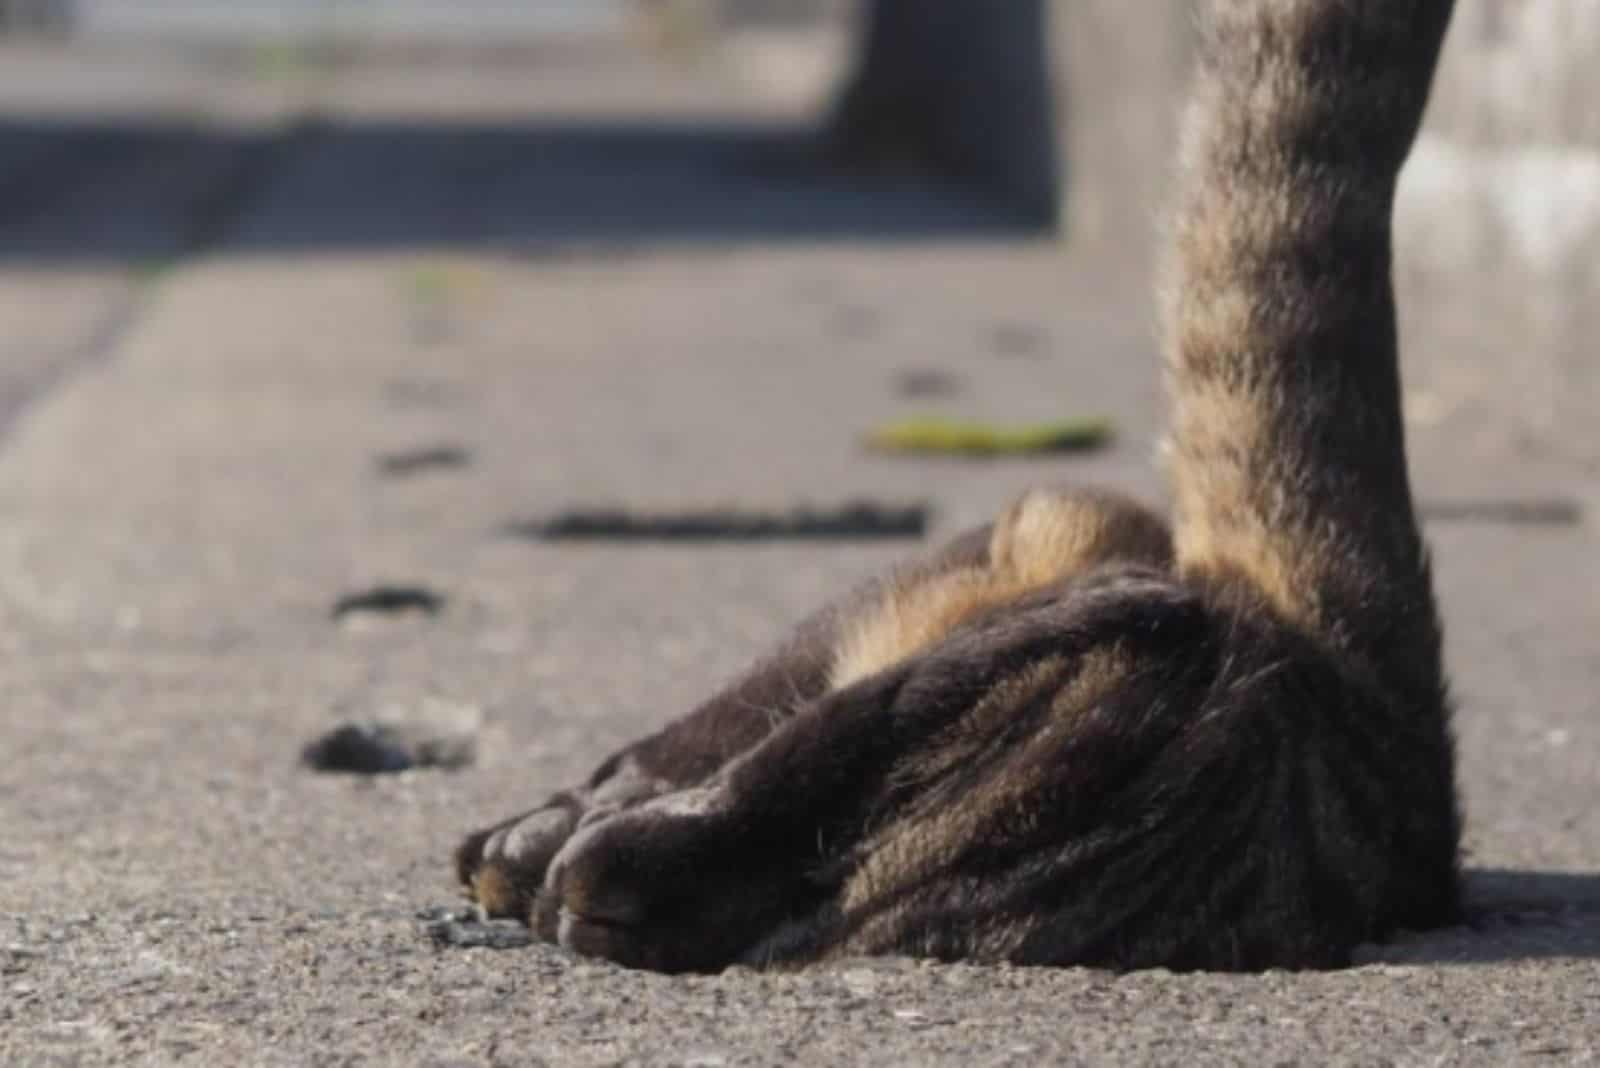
(864, 417, 1114, 456)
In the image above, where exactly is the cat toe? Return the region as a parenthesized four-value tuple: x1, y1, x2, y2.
(455, 798, 583, 920)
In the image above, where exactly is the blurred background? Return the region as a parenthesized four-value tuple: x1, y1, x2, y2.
(1, 0, 1595, 480)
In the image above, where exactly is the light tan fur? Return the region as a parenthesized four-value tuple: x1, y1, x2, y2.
(830, 565, 1018, 690)
(1163, 381, 1307, 621)
(831, 490, 1170, 690)
(991, 488, 1173, 585)
(1159, 0, 1450, 699)
(470, 864, 520, 918)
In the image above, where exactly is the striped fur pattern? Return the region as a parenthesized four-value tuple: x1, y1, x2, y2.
(455, 0, 1461, 972)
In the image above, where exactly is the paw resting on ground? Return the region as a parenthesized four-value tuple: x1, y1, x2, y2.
(538, 786, 818, 973)
(457, 797, 582, 920)
(456, 759, 678, 922)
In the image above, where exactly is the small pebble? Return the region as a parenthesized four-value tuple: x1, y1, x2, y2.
(681, 1054, 729, 1068)
(302, 699, 482, 774)
(423, 909, 534, 951)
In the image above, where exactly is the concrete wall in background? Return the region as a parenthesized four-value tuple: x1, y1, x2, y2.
(1396, 0, 1600, 458)
(829, 0, 1598, 458)
(825, 1, 1194, 237)
(1047, 1, 1192, 247)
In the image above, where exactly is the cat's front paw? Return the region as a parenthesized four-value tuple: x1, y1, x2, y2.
(540, 786, 810, 973)
(455, 795, 584, 920)
(456, 757, 679, 922)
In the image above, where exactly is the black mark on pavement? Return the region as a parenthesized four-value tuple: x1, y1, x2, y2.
(375, 445, 473, 478)
(505, 502, 930, 543)
(330, 585, 445, 621)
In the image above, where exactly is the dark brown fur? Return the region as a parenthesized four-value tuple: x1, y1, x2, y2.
(455, 0, 1461, 972)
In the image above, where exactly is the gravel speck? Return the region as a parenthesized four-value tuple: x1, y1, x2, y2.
(302, 699, 483, 774)
(424, 911, 537, 951)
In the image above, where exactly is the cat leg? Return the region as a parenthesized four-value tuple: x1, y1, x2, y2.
(455, 523, 994, 919)
(457, 488, 1170, 926)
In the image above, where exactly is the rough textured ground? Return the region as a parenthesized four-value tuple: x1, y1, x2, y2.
(1, 33, 1597, 1068)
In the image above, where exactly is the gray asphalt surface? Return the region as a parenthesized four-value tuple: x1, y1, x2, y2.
(1, 32, 1598, 1068)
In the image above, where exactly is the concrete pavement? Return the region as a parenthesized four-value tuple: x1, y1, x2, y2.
(1, 34, 1598, 1067)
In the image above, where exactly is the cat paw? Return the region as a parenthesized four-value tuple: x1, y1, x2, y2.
(540, 786, 806, 972)
(455, 758, 677, 921)
(455, 795, 584, 920)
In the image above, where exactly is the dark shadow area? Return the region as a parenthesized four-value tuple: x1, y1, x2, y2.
(1366, 868, 1600, 965)
(1466, 868, 1600, 916)
(507, 501, 930, 542)
(0, 112, 1036, 266)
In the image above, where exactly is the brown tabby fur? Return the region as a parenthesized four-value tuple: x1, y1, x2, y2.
(454, 0, 1462, 972)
